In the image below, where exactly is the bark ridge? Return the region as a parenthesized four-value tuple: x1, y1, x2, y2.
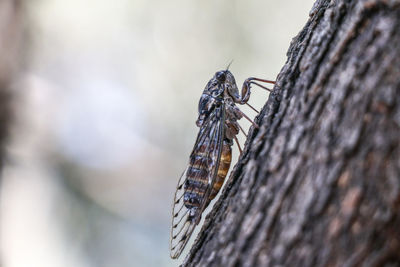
(184, 0, 400, 266)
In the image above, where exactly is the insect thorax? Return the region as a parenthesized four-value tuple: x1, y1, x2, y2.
(196, 70, 241, 129)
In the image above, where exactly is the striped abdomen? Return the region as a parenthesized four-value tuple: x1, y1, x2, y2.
(183, 140, 232, 211)
(210, 140, 231, 200)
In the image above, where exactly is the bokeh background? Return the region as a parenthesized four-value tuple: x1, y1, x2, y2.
(1, 0, 314, 266)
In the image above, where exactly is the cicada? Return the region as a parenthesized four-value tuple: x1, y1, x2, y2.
(170, 68, 275, 259)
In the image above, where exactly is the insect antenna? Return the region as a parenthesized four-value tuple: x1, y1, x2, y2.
(226, 59, 234, 71)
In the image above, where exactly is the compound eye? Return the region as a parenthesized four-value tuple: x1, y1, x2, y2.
(216, 71, 226, 82)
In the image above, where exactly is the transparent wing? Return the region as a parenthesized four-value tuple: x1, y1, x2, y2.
(170, 103, 225, 259)
(170, 167, 196, 259)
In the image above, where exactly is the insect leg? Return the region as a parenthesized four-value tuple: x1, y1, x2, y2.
(238, 123, 247, 138)
(233, 135, 242, 154)
(239, 77, 276, 104)
(245, 102, 259, 113)
(248, 77, 275, 85)
(238, 109, 259, 129)
(248, 81, 273, 92)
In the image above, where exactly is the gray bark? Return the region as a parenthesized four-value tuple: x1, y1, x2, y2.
(184, 0, 400, 266)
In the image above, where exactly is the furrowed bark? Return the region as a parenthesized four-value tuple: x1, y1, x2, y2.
(184, 0, 400, 266)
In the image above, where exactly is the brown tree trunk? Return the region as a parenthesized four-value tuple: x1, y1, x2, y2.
(184, 0, 400, 266)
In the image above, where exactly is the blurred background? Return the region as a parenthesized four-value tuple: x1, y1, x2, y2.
(0, 0, 314, 266)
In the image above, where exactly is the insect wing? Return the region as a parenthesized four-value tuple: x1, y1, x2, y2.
(170, 104, 225, 259)
(170, 167, 197, 259)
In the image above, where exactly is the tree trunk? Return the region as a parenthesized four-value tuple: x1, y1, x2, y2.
(184, 0, 400, 266)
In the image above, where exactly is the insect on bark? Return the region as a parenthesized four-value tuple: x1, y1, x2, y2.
(170, 68, 275, 259)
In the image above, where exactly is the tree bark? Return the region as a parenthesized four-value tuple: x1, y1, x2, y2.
(184, 0, 400, 266)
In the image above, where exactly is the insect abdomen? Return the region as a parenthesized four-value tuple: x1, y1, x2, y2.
(183, 144, 211, 211)
(210, 140, 231, 200)
(183, 139, 232, 210)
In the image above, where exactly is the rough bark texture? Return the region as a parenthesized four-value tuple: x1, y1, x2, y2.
(184, 0, 400, 266)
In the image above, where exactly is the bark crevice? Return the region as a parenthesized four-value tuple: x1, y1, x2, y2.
(183, 0, 400, 266)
